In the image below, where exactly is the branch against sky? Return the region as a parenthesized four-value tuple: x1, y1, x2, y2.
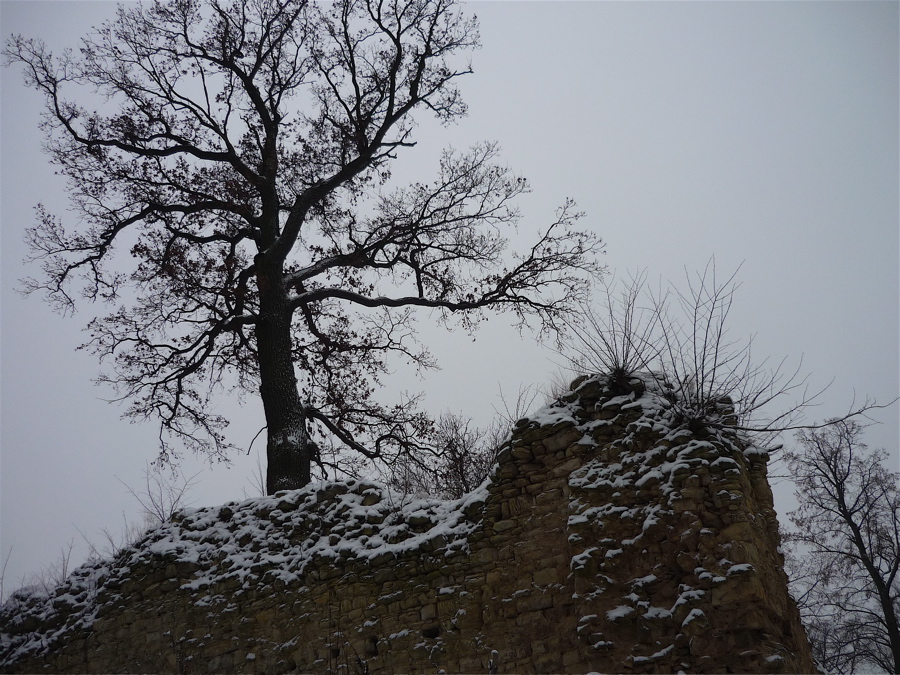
(561, 262, 892, 448)
(784, 421, 900, 674)
(4, 0, 604, 493)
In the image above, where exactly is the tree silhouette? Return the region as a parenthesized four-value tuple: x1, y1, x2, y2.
(785, 421, 900, 674)
(562, 262, 887, 442)
(6, 0, 603, 493)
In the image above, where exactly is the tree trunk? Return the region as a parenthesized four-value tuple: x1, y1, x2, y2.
(256, 264, 312, 494)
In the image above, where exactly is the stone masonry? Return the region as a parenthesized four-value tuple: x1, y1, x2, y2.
(0, 373, 815, 673)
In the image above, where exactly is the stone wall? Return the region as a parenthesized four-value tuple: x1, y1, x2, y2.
(0, 373, 815, 674)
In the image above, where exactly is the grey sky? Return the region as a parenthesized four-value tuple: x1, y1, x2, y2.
(2, 1, 897, 590)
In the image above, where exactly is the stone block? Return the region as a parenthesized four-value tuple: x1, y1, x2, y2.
(543, 427, 584, 454)
(532, 567, 560, 586)
(516, 592, 554, 613)
(550, 457, 583, 478)
(511, 445, 534, 461)
(492, 518, 517, 533)
(671, 497, 699, 513)
(710, 574, 766, 608)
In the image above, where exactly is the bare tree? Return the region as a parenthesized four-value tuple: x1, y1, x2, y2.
(5, 0, 603, 494)
(563, 261, 885, 442)
(563, 269, 662, 393)
(0, 549, 13, 605)
(385, 380, 546, 499)
(784, 421, 900, 674)
(18, 540, 78, 599)
(385, 412, 492, 499)
(75, 513, 156, 565)
(651, 261, 815, 436)
(117, 465, 201, 524)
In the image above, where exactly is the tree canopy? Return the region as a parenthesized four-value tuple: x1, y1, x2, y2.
(5, 0, 603, 492)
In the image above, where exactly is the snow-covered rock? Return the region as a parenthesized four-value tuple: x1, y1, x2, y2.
(0, 372, 815, 674)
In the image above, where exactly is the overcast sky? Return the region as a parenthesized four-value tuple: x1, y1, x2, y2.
(2, 1, 897, 591)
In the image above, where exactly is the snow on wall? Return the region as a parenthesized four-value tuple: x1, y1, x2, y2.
(0, 373, 815, 674)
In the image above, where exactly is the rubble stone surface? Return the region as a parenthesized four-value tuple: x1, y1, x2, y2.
(0, 373, 815, 673)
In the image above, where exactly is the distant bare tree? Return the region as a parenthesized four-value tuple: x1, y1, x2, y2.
(76, 513, 154, 565)
(0, 549, 13, 604)
(385, 380, 546, 499)
(118, 466, 201, 524)
(784, 421, 900, 674)
(385, 413, 490, 499)
(15, 540, 78, 599)
(244, 445, 269, 500)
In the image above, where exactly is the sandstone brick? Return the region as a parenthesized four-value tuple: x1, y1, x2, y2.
(532, 567, 560, 586)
